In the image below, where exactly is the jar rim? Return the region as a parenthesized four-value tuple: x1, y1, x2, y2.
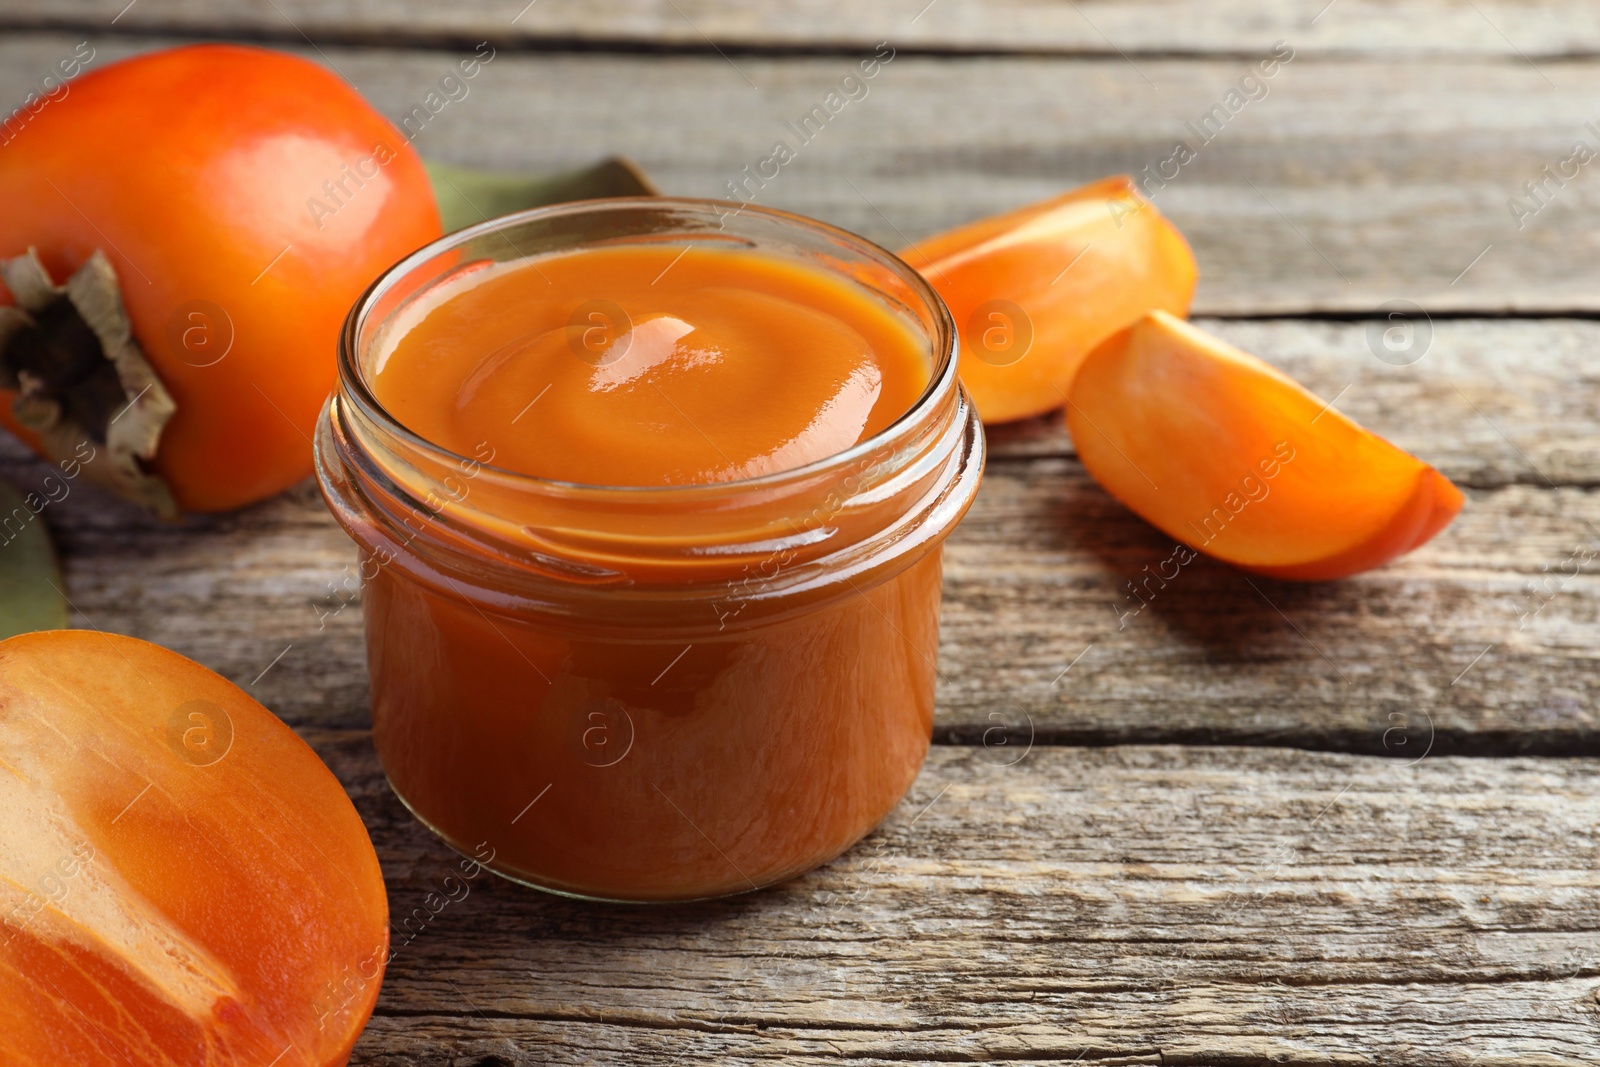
(336, 195, 959, 500)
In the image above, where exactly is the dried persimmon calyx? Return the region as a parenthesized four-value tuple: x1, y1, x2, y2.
(0, 248, 177, 518)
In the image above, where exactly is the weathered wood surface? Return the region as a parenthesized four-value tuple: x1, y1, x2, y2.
(3, 16, 1599, 1063)
(8, 0, 1600, 58)
(7, 36, 1600, 313)
(990, 318, 1600, 488)
(314, 736, 1600, 1065)
(11, 319, 1596, 755)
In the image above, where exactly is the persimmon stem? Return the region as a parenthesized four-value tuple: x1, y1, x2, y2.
(0, 249, 177, 518)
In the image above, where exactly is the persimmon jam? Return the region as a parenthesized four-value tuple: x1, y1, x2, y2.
(371, 245, 932, 486)
(316, 199, 984, 902)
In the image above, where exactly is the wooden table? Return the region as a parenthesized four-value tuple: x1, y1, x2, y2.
(4, 2, 1599, 1062)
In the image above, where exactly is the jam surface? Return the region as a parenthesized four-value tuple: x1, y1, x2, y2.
(371, 244, 932, 486)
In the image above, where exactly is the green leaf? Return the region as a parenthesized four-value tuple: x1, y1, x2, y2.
(426, 157, 660, 234)
(0, 480, 67, 639)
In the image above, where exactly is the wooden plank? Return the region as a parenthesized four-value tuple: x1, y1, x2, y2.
(8, 0, 1600, 58)
(945, 318, 1600, 755)
(307, 734, 1600, 1065)
(12, 319, 1595, 753)
(939, 318, 1600, 755)
(5, 35, 1599, 313)
(942, 471, 1600, 755)
(985, 318, 1600, 486)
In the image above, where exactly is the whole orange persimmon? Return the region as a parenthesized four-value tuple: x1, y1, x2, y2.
(0, 44, 441, 515)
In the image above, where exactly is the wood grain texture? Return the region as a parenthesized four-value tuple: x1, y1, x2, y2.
(945, 318, 1600, 756)
(1, 15, 1596, 1063)
(7, 34, 1600, 314)
(7, 0, 1600, 58)
(9, 319, 1594, 754)
(304, 734, 1600, 1065)
(986, 318, 1600, 488)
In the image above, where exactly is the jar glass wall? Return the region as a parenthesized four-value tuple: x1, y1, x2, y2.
(315, 198, 983, 902)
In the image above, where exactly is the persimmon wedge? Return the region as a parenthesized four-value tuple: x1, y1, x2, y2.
(0, 631, 387, 1066)
(1066, 311, 1463, 580)
(901, 176, 1197, 424)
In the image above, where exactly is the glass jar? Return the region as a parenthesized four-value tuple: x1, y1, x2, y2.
(315, 198, 983, 902)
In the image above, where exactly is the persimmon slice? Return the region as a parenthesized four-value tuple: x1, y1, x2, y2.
(901, 176, 1198, 424)
(1067, 311, 1464, 580)
(0, 631, 387, 1066)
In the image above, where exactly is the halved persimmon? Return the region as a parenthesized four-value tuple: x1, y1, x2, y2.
(0, 631, 387, 1066)
(1066, 311, 1463, 580)
(901, 176, 1197, 424)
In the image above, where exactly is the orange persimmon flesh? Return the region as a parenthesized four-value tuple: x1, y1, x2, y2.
(0, 631, 388, 1066)
(901, 176, 1197, 424)
(1067, 311, 1463, 580)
